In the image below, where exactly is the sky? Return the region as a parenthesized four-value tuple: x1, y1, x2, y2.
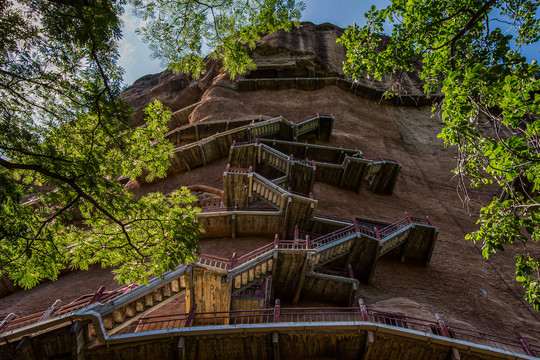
(118, 1, 391, 86)
(118, 1, 539, 86)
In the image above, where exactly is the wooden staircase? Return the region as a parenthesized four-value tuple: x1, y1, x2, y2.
(96, 270, 188, 335)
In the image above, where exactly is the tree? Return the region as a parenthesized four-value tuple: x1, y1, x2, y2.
(0, 0, 304, 289)
(0, 0, 203, 288)
(337, 0, 540, 309)
(131, 0, 305, 78)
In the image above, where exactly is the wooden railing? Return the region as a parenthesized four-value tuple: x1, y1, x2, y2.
(0, 284, 135, 334)
(197, 253, 231, 271)
(113, 300, 539, 357)
(233, 242, 276, 268)
(311, 225, 357, 247)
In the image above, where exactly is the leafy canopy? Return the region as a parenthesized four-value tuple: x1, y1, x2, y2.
(0, 0, 202, 288)
(132, 0, 305, 78)
(338, 0, 540, 309)
(0, 0, 305, 289)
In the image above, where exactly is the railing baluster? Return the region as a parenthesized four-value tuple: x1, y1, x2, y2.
(514, 331, 537, 357)
(274, 299, 280, 323)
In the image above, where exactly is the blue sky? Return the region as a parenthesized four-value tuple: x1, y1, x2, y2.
(118, 1, 539, 86)
(118, 1, 391, 85)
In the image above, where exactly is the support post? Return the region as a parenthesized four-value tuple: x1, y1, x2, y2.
(359, 299, 369, 321)
(447, 347, 461, 360)
(70, 320, 85, 360)
(0, 313, 16, 332)
(514, 331, 537, 357)
(272, 332, 280, 360)
(274, 234, 280, 248)
(292, 253, 311, 305)
(230, 252, 238, 269)
(231, 213, 236, 240)
(374, 227, 381, 240)
(352, 218, 360, 233)
(178, 337, 186, 360)
(88, 286, 106, 305)
(274, 299, 280, 322)
(348, 264, 354, 279)
(435, 313, 451, 337)
(405, 211, 413, 224)
(306, 235, 311, 249)
(427, 216, 434, 226)
(39, 299, 62, 322)
(294, 225, 299, 239)
(184, 304, 197, 327)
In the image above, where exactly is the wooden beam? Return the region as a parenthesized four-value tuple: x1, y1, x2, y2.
(70, 320, 86, 360)
(292, 253, 311, 305)
(272, 331, 280, 360)
(15, 336, 35, 360)
(177, 336, 186, 360)
(359, 330, 374, 360)
(447, 347, 461, 360)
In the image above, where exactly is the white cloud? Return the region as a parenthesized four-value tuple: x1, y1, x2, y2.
(119, 40, 136, 64)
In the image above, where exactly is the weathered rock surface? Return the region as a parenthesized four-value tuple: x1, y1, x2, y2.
(1, 21, 538, 345)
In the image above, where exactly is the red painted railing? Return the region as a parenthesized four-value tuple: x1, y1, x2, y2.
(199, 206, 279, 213)
(311, 225, 357, 247)
(234, 242, 276, 268)
(115, 302, 538, 357)
(197, 253, 231, 271)
(0, 284, 135, 334)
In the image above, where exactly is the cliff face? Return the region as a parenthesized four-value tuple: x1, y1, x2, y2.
(120, 22, 540, 339)
(1, 22, 538, 344)
(120, 22, 427, 127)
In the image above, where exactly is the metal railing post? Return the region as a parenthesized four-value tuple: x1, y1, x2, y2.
(230, 252, 238, 269)
(374, 227, 381, 240)
(405, 211, 413, 224)
(352, 218, 360, 233)
(348, 264, 354, 279)
(306, 235, 311, 249)
(427, 216, 434, 226)
(294, 225, 299, 239)
(87, 286, 106, 305)
(0, 313, 16, 332)
(184, 304, 197, 327)
(274, 299, 281, 322)
(359, 299, 369, 321)
(514, 331, 537, 357)
(435, 313, 451, 337)
(274, 234, 280, 248)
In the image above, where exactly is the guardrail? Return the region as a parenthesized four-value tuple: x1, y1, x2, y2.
(197, 253, 231, 271)
(111, 299, 539, 357)
(0, 284, 135, 334)
(311, 225, 357, 247)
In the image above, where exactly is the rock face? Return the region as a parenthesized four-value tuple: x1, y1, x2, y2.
(1, 22, 538, 346)
(121, 22, 428, 128)
(117, 22, 540, 341)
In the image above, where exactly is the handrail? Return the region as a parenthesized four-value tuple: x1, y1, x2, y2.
(199, 206, 280, 213)
(108, 303, 539, 357)
(234, 242, 275, 268)
(311, 225, 357, 247)
(197, 253, 231, 270)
